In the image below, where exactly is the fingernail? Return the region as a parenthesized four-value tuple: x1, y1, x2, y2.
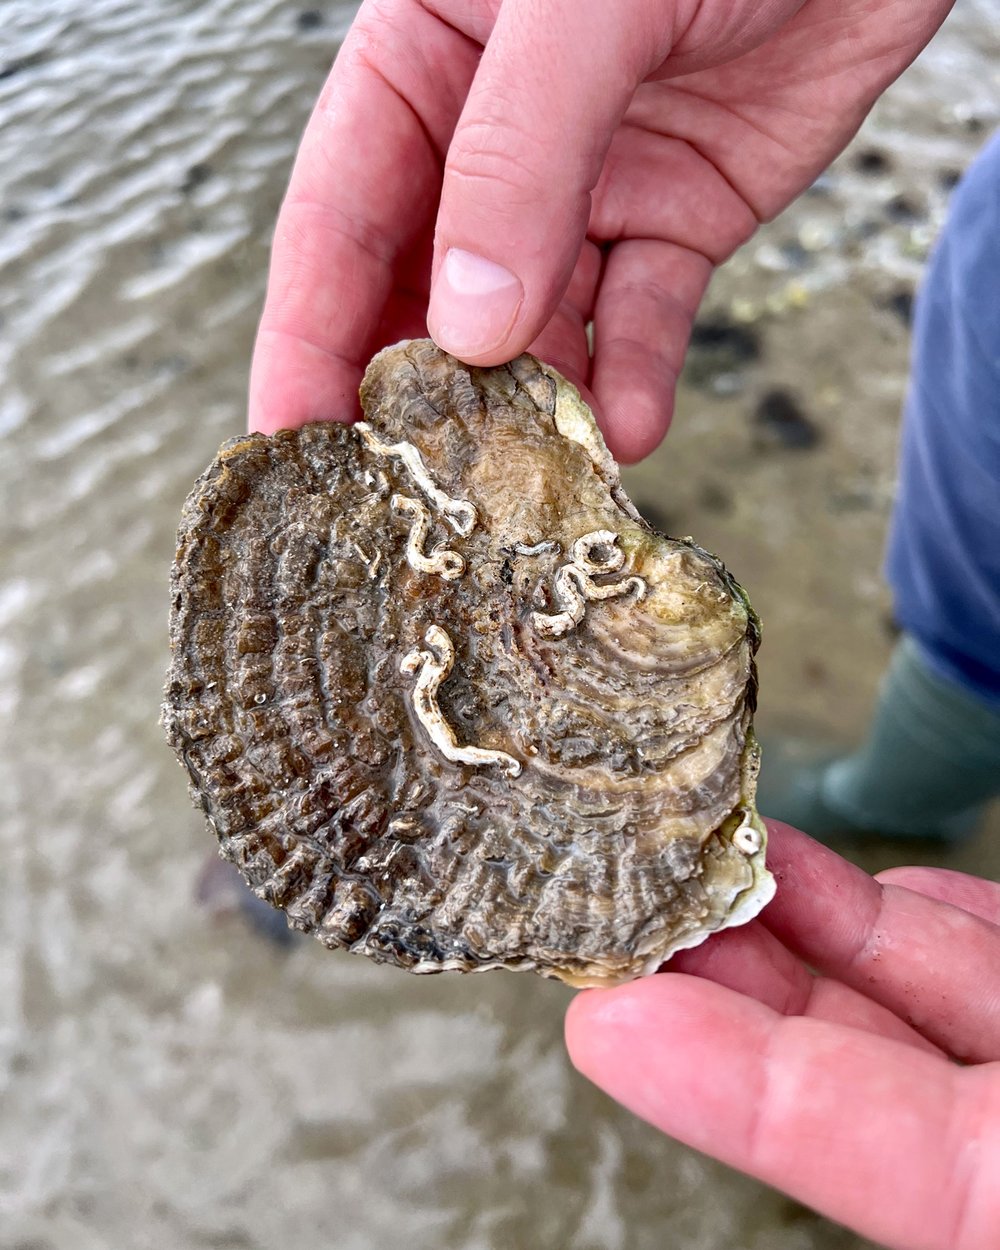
(428, 248, 523, 359)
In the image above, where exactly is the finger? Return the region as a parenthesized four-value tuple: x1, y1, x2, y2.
(427, 0, 673, 364)
(583, 93, 768, 460)
(876, 866, 1000, 926)
(590, 238, 711, 462)
(762, 822, 1000, 1063)
(372, 231, 438, 346)
(248, 1, 479, 433)
(566, 975, 1000, 1250)
(523, 239, 603, 395)
(669, 921, 943, 1057)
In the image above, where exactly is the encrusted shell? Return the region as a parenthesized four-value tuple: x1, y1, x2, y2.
(163, 339, 774, 985)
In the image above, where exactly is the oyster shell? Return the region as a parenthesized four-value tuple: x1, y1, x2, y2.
(163, 339, 774, 985)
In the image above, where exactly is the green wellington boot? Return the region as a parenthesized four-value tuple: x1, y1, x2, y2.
(756, 636, 1000, 843)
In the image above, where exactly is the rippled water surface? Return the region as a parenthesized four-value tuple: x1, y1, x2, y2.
(2, 3, 999, 1247)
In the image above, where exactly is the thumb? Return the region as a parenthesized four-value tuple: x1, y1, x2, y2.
(427, 0, 673, 364)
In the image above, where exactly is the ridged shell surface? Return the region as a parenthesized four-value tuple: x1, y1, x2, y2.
(164, 339, 774, 984)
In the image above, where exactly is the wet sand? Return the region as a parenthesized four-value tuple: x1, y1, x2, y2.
(1, 2, 997, 1247)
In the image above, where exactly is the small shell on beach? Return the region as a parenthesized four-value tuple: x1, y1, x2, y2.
(163, 339, 774, 985)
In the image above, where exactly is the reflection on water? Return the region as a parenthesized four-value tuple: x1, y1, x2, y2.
(1, 2, 997, 1246)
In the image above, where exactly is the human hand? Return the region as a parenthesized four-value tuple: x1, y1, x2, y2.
(566, 822, 1000, 1250)
(249, 0, 952, 461)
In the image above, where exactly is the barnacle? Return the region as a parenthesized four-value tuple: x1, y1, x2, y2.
(163, 340, 774, 985)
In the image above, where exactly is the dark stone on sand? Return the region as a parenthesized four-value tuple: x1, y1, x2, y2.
(938, 166, 963, 192)
(685, 318, 761, 391)
(884, 193, 922, 224)
(752, 389, 821, 451)
(0, 51, 47, 81)
(296, 9, 323, 30)
(882, 288, 914, 325)
(689, 318, 761, 363)
(181, 162, 212, 195)
(853, 147, 891, 176)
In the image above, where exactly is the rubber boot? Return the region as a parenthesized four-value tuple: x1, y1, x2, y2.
(758, 636, 1000, 842)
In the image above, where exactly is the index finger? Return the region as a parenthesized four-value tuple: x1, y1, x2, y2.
(876, 865, 1000, 925)
(248, 1, 478, 433)
(566, 975, 1000, 1250)
(762, 822, 1000, 1063)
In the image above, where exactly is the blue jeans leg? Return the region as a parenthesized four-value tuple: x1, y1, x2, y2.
(886, 130, 1000, 707)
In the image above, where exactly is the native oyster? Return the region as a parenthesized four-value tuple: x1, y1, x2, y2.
(164, 339, 774, 985)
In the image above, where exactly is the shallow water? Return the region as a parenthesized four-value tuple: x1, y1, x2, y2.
(2, 3, 998, 1247)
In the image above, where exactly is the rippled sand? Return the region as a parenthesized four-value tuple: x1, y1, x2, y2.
(2, 2, 998, 1247)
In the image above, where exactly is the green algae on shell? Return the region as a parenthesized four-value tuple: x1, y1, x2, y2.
(163, 339, 774, 985)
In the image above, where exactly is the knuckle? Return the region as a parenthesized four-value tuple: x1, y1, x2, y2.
(446, 119, 553, 205)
